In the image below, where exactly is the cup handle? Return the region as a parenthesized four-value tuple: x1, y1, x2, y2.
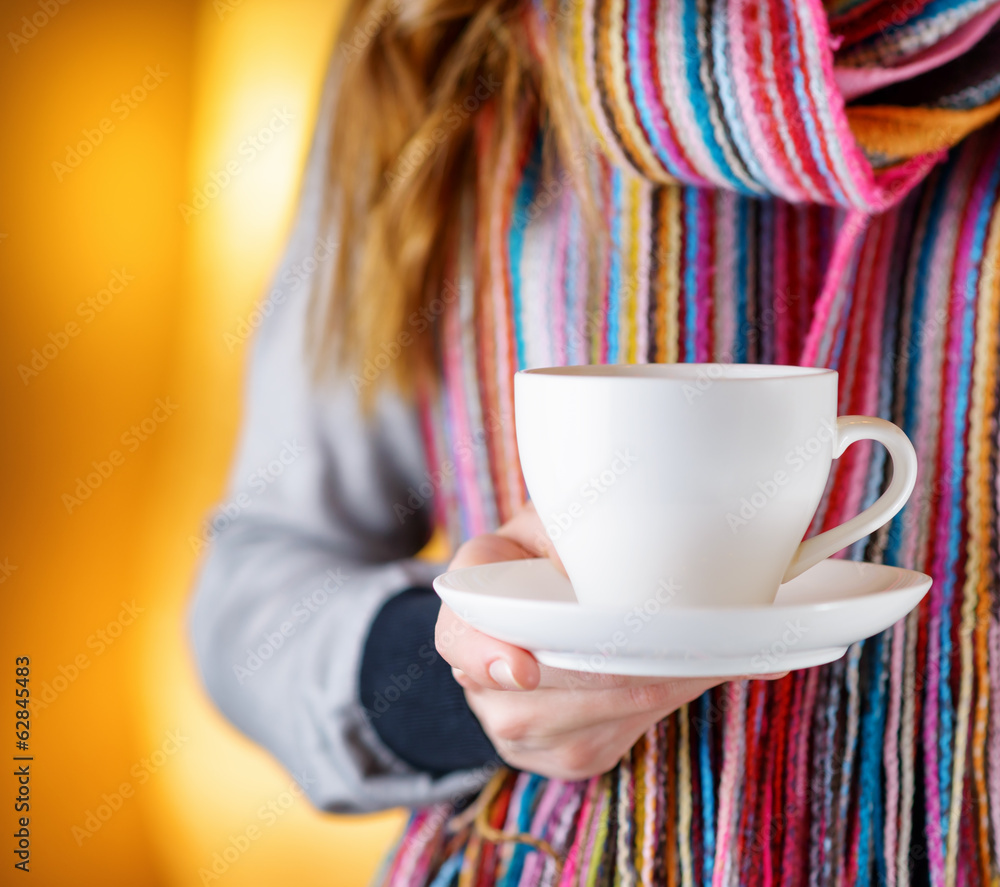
(780, 416, 917, 584)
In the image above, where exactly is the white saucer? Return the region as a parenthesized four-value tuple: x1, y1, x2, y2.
(433, 558, 931, 676)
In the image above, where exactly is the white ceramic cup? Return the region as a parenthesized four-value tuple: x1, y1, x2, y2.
(514, 364, 917, 608)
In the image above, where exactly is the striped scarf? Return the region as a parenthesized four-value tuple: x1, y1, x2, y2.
(375, 1, 1000, 884)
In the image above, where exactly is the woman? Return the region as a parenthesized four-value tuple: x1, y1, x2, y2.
(191, 0, 1000, 883)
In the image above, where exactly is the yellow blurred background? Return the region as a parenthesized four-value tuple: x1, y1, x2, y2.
(0, 0, 410, 883)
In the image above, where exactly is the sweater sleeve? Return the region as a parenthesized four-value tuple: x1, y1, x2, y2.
(359, 587, 497, 776)
(187, 54, 494, 814)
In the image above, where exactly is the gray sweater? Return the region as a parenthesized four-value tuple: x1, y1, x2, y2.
(188, 59, 495, 813)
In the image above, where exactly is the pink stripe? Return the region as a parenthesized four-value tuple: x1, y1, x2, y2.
(715, 192, 738, 360)
(788, 0, 867, 207)
(925, 144, 999, 880)
(798, 0, 944, 212)
(988, 619, 1000, 859)
(773, 202, 792, 365)
(635, 180, 653, 363)
(728, 0, 799, 196)
(516, 779, 566, 886)
(632, 0, 706, 183)
(898, 196, 948, 570)
(579, 788, 609, 880)
(696, 189, 713, 362)
(558, 778, 598, 886)
(658, 0, 726, 183)
(552, 197, 571, 366)
(538, 788, 581, 884)
(712, 682, 746, 887)
(800, 210, 869, 367)
(443, 298, 487, 535)
(388, 808, 440, 886)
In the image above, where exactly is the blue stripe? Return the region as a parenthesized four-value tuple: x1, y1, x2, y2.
(608, 170, 624, 363)
(828, 257, 859, 369)
(499, 774, 544, 885)
(625, 0, 686, 180)
(684, 187, 700, 360)
(734, 198, 749, 363)
(508, 139, 542, 371)
(778, 0, 848, 204)
(938, 149, 1000, 837)
(708, 0, 769, 192)
(855, 635, 888, 885)
(680, 0, 742, 189)
(428, 851, 463, 887)
(886, 158, 954, 565)
(698, 694, 716, 887)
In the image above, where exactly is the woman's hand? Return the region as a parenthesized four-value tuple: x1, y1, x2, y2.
(435, 502, 776, 782)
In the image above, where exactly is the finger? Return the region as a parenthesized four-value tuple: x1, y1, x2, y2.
(448, 533, 536, 571)
(534, 662, 688, 690)
(435, 603, 540, 691)
(743, 671, 790, 681)
(451, 666, 478, 691)
(485, 706, 673, 782)
(496, 502, 568, 574)
(464, 675, 720, 735)
(534, 662, 748, 691)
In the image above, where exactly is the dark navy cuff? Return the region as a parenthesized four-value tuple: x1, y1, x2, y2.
(359, 586, 497, 777)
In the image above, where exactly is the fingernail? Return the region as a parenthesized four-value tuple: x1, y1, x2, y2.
(451, 666, 467, 684)
(488, 659, 522, 689)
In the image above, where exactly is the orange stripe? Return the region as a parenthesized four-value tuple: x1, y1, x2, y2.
(847, 97, 1000, 160)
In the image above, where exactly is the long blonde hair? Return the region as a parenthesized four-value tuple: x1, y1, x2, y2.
(309, 0, 596, 389)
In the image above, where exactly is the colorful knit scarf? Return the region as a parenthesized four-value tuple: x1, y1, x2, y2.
(374, 1, 1000, 884)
